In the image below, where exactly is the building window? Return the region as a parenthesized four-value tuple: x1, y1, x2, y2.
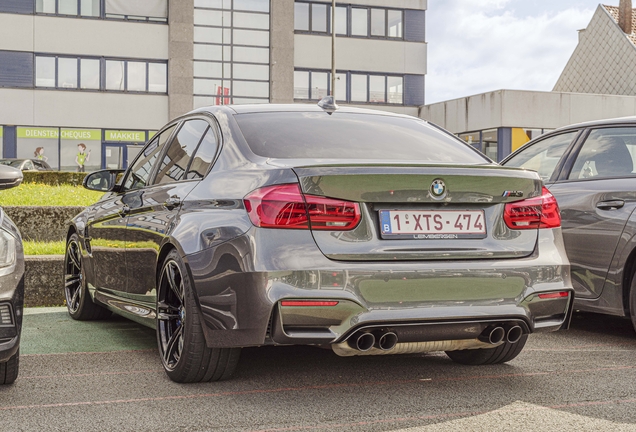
(294, 2, 403, 39)
(294, 70, 405, 105)
(193, 0, 270, 107)
(35, 55, 167, 94)
(35, 0, 167, 22)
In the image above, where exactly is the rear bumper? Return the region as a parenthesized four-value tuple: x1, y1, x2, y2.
(185, 228, 572, 349)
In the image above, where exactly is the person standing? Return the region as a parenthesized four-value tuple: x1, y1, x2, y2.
(76, 143, 91, 172)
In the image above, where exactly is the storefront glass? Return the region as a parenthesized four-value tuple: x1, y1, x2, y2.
(60, 129, 101, 172)
(17, 127, 60, 169)
(482, 129, 498, 161)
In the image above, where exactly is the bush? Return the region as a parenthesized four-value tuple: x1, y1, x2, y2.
(23, 171, 88, 186)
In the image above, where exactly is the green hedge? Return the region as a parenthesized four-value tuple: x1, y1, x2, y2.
(23, 171, 88, 186)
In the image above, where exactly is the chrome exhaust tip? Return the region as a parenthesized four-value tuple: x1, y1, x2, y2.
(347, 332, 375, 351)
(506, 325, 523, 344)
(375, 331, 398, 351)
(479, 326, 505, 345)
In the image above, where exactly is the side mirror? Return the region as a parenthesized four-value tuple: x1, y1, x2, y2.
(83, 169, 125, 192)
(0, 165, 23, 190)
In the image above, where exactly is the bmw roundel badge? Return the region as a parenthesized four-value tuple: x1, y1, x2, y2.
(430, 179, 447, 200)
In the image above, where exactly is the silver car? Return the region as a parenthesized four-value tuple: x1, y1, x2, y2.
(503, 117, 636, 332)
(0, 165, 24, 385)
(65, 103, 573, 383)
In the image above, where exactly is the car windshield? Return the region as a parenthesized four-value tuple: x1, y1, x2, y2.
(0, 160, 22, 168)
(234, 112, 489, 164)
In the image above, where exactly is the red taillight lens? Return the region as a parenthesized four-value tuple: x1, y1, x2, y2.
(281, 300, 339, 307)
(538, 291, 570, 299)
(503, 187, 561, 230)
(244, 183, 361, 231)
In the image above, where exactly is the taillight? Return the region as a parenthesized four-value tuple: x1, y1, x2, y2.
(503, 186, 561, 230)
(538, 291, 570, 299)
(244, 183, 361, 231)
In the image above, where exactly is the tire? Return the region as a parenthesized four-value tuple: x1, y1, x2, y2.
(445, 335, 528, 365)
(629, 272, 636, 334)
(156, 249, 241, 383)
(64, 233, 111, 321)
(0, 350, 19, 385)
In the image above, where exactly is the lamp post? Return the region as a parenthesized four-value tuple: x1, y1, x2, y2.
(331, 0, 336, 102)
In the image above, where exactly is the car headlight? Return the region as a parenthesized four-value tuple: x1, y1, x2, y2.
(0, 228, 16, 267)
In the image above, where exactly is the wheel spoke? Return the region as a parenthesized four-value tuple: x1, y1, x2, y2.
(70, 286, 80, 307)
(157, 312, 180, 320)
(166, 263, 183, 302)
(67, 244, 81, 269)
(65, 275, 81, 288)
(157, 300, 179, 313)
(163, 325, 183, 365)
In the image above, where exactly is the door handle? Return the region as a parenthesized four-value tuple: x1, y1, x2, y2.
(596, 200, 625, 210)
(164, 196, 181, 210)
(120, 204, 131, 216)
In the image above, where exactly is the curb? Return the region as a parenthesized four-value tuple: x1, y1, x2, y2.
(24, 255, 65, 307)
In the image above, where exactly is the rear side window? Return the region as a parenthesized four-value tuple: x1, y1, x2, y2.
(234, 112, 488, 163)
(568, 127, 636, 180)
(154, 119, 209, 184)
(504, 131, 577, 181)
(185, 128, 218, 180)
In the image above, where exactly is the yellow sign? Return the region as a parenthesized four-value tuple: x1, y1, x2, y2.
(0, 126, 3, 139)
(17, 127, 59, 139)
(105, 130, 146, 142)
(61, 129, 101, 141)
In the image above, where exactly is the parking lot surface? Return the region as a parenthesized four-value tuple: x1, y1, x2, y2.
(1, 308, 636, 431)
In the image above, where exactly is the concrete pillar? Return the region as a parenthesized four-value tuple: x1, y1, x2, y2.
(497, 127, 512, 162)
(270, 0, 295, 103)
(619, 0, 633, 34)
(168, 0, 194, 119)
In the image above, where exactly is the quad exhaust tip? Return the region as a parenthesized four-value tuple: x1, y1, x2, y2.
(479, 326, 506, 345)
(348, 332, 375, 351)
(374, 331, 398, 351)
(348, 330, 399, 351)
(506, 325, 523, 344)
(479, 325, 524, 345)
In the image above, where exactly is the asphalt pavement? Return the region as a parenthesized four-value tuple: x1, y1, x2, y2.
(1, 308, 636, 431)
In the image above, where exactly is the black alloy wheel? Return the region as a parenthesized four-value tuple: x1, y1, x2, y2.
(156, 250, 241, 383)
(157, 259, 186, 372)
(64, 237, 83, 314)
(63, 233, 111, 320)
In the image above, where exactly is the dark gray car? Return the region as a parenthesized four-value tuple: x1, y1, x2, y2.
(503, 117, 636, 331)
(65, 103, 573, 383)
(0, 164, 24, 385)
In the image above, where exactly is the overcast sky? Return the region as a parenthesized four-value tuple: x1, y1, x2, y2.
(425, 0, 607, 104)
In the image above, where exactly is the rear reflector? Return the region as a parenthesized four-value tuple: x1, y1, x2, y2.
(504, 186, 561, 230)
(0, 304, 12, 325)
(244, 183, 361, 231)
(538, 291, 570, 299)
(281, 301, 339, 307)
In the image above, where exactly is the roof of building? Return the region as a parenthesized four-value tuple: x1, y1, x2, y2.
(603, 4, 636, 45)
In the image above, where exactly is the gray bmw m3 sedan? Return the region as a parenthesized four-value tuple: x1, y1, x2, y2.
(65, 102, 574, 383)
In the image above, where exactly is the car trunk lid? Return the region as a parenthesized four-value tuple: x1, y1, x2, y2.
(292, 164, 542, 261)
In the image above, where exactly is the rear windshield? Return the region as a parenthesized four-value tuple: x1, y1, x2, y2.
(234, 112, 488, 164)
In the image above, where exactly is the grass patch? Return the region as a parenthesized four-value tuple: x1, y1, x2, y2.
(0, 183, 104, 206)
(23, 240, 66, 256)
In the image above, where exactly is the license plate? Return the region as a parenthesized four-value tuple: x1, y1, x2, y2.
(379, 210, 486, 239)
